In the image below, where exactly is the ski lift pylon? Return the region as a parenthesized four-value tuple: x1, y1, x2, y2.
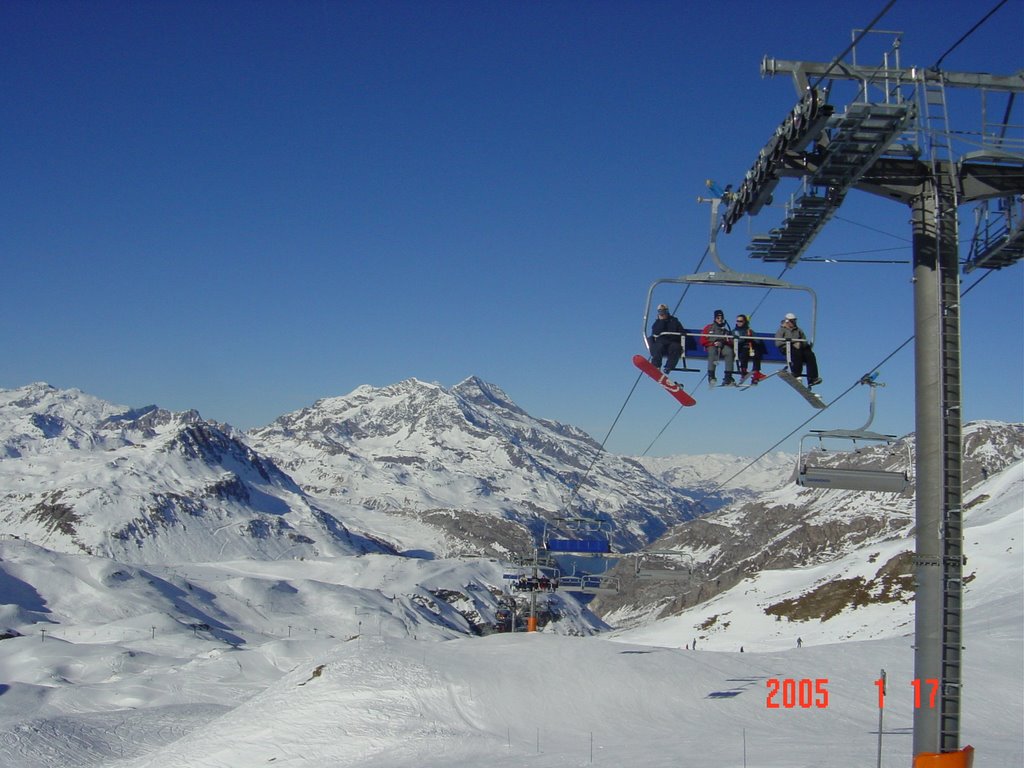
(796, 374, 911, 493)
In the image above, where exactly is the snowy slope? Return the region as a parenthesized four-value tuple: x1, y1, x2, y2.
(108, 625, 1020, 768)
(0, 382, 1020, 767)
(616, 457, 1023, 652)
(0, 461, 1018, 767)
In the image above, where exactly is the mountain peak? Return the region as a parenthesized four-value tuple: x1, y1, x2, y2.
(1, 381, 119, 416)
(451, 376, 523, 415)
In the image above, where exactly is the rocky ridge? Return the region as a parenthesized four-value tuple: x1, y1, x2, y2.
(593, 420, 1024, 627)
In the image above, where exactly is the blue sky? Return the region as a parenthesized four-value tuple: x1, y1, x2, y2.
(2, 0, 1022, 456)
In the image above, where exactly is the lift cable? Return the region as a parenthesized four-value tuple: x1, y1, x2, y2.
(668, 241, 714, 317)
(832, 214, 913, 243)
(745, 265, 792, 325)
(808, 0, 898, 91)
(708, 338, 913, 496)
(933, 0, 1011, 69)
(708, 267, 996, 494)
(561, 243, 720, 514)
(561, 372, 645, 516)
(798, 250, 913, 266)
(801, 255, 911, 264)
(640, 405, 686, 457)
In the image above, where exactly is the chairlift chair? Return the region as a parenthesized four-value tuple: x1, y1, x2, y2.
(796, 375, 911, 493)
(643, 194, 818, 374)
(555, 573, 620, 595)
(549, 547, 620, 594)
(634, 551, 695, 581)
(503, 561, 560, 593)
(543, 516, 613, 555)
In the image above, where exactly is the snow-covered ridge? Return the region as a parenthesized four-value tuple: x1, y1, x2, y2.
(247, 376, 701, 553)
(0, 383, 380, 563)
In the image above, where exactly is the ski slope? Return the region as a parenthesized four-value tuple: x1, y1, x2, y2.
(0, 467, 1020, 767)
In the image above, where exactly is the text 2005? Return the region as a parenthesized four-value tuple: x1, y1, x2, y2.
(765, 678, 830, 709)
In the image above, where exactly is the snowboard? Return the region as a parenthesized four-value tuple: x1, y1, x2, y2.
(778, 369, 827, 409)
(736, 370, 771, 390)
(632, 355, 696, 407)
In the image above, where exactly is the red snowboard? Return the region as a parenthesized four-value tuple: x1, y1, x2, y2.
(632, 355, 696, 407)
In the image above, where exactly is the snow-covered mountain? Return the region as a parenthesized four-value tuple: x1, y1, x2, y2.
(246, 376, 702, 554)
(619, 447, 1023, 653)
(0, 380, 796, 565)
(635, 450, 795, 507)
(595, 421, 1024, 627)
(0, 383, 387, 563)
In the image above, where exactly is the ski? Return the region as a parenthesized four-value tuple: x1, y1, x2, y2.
(632, 355, 697, 407)
(778, 370, 827, 409)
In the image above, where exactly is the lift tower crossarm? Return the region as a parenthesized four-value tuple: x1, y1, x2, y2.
(762, 57, 1024, 95)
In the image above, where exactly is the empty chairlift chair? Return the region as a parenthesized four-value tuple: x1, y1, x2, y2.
(633, 551, 694, 581)
(796, 375, 911, 493)
(543, 516, 613, 555)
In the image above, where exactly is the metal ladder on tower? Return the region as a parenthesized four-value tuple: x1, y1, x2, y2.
(920, 68, 966, 753)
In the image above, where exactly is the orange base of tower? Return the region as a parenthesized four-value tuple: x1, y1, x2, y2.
(913, 745, 974, 768)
